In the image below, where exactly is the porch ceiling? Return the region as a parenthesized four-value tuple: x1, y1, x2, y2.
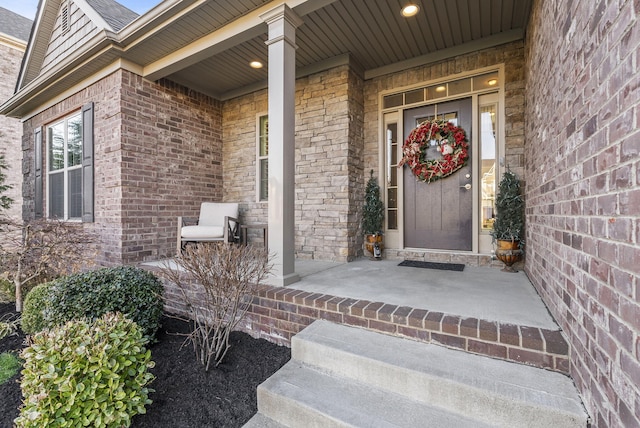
(136, 0, 532, 100)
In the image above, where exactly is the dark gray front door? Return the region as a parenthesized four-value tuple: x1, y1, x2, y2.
(403, 98, 473, 250)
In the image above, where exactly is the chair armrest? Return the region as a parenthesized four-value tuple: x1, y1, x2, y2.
(224, 216, 241, 242)
(179, 217, 199, 227)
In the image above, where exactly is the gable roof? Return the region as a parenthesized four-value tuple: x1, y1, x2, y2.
(15, 0, 139, 91)
(85, 0, 138, 32)
(0, 6, 34, 42)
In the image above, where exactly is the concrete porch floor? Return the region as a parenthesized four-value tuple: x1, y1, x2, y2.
(145, 256, 568, 372)
(291, 258, 558, 330)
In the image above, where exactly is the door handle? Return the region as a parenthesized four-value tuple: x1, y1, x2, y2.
(460, 183, 471, 190)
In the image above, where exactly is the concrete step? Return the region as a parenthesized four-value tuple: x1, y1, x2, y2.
(251, 361, 493, 428)
(246, 320, 588, 428)
(243, 413, 285, 428)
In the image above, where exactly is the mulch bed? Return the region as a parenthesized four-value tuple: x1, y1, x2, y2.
(0, 302, 291, 428)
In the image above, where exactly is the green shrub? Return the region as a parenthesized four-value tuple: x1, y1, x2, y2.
(0, 316, 20, 340)
(21, 266, 164, 338)
(15, 313, 155, 428)
(0, 276, 14, 303)
(20, 282, 54, 335)
(0, 352, 21, 385)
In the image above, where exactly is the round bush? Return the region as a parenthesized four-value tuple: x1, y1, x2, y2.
(20, 282, 54, 335)
(24, 266, 164, 338)
(15, 313, 155, 428)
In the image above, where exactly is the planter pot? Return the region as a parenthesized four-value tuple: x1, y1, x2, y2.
(365, 234, 384, 259)
(495, 239, 522, 272)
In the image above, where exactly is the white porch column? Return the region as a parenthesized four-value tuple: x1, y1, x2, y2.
(260, 5, 302, 287)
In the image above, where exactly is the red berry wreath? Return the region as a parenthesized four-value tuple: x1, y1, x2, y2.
(398, 119, 469, 183)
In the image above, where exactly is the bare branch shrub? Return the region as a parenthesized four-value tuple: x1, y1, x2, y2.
(0, 218, 98, 312)
(161, 243, 272, 371)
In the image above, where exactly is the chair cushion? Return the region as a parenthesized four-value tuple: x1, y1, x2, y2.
(181, 225, 224, 240)
(198, 202, 239, 227)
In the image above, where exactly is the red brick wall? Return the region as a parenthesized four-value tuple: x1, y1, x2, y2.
(21, 70, 222, 265)
(0, 42, 26, 221)
(150, 263, 570, 374)
(524, 1, 640, 426)
(119, 73, 223, 263)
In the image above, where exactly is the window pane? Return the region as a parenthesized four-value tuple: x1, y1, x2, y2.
(67, 114, 82, 167)
(473, 72, 499, 91)
(404, 89, 424, 104)
(387, 210, 397, 230)
(480, 105, 497, 231)
(49, 171, 64, 218)
(68, 168, 82, 218)
(49, 122, 65, 171)
(387, 188, 397, 209)
(259, 158, 268, 201)
(259, 116, 268, 157)
(426, 85, 447, 100)
(383, 93, 403, 108)
(440, 112, 458, 127)
(448, 78, 471, 95)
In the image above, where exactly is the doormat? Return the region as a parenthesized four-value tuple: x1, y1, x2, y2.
(398, 260, 465, 272)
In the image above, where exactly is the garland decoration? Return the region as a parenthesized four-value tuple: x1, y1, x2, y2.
(398, 119, 469, 183)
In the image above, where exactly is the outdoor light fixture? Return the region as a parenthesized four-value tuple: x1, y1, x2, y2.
(401, 4, 419, 17)
(435, 85, 446, 92)
(250, 61, 263, 69)
(487, 78, 498, 86)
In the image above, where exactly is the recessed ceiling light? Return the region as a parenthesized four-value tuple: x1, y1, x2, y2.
(401, 4, 419, 17)
(435, 85, 446, 92)
(250, 61, 263, 69)
(487, 79, 498, 86)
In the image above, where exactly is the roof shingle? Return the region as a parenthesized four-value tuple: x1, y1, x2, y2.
(0, 6, 34, 42)
(86, 0, 139, 32)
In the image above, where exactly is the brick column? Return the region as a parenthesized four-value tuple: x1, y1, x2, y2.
(260, 5, 302, 286)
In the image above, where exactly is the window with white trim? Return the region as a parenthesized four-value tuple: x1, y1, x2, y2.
(257, 114, 268, 201)
(47, 112, 83, 219)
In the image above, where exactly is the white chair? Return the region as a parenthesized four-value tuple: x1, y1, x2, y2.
(177, 202, 240, 254)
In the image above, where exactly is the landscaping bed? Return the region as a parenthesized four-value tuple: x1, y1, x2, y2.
(0, 302, 291, 427)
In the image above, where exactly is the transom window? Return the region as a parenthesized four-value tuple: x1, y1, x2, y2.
(47, 112, 82, 219)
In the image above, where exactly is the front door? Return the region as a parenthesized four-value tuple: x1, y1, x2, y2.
(403, 98, 473, 250)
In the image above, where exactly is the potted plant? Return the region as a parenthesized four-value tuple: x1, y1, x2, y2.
(491, 170, 524, 272)
(362, 170, 385, 259)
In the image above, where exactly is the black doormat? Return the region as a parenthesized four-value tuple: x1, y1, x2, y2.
(398, 260, 465, 272)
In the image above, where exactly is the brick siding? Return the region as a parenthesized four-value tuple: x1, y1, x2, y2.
(150, 263, 569, 374)
(21, 69, 223, 265)
(525, 1, 640, 426)
(0, 43, 26, 221)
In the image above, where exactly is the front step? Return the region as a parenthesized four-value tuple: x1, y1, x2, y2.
(245, 320, 588, 428)
(246, 361, 493, 428)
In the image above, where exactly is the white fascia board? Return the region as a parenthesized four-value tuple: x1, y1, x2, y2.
(16, 0, 53, 90)
(0, 33, 28, 51)
(0, 30, 120, 117)
(15, 58, 141, 121)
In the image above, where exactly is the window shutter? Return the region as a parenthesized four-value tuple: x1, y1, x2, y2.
(34, 127, 43, 218)
(81, 102, 94, 222)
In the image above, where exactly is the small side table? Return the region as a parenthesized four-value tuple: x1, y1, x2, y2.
(240, 224, 268, 248)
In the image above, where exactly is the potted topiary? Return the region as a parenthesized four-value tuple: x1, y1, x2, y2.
(491, 170, 525, 272)
(362, 170, 385, 259)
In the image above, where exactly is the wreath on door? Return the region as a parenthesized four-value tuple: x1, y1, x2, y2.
(398, 119, 469, 183)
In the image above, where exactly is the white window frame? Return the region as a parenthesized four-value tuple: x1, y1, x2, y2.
(46, 111, 83, 220)
(256, 113, 268, 202)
